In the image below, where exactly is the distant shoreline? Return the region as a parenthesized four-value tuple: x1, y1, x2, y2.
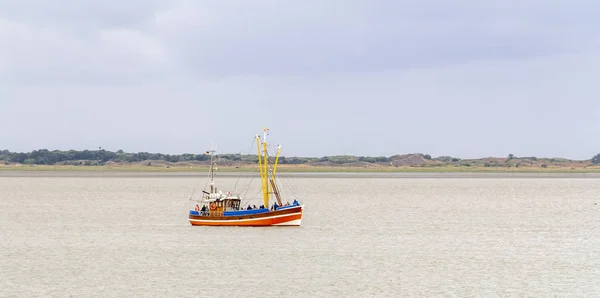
(2, 169, 600, 179)
(2, 149, 599, 171)
(1, 164, 600, 174)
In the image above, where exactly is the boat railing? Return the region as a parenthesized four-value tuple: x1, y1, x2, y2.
(191, 209, 276, 217)
(190, 210, 223, 217)
(191, 203, 301, 216)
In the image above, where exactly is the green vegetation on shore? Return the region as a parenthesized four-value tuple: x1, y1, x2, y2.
(2, 164, 600, 173)
(1, 149, 599, 173)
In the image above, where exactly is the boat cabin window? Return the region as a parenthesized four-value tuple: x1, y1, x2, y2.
(226, 199, 240, 210)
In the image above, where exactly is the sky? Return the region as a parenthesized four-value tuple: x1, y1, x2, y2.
(1, 0, 599, 159)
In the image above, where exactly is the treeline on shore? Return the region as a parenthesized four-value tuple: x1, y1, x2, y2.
(1, 149, 599, 166)
(0, 148, 393, 166)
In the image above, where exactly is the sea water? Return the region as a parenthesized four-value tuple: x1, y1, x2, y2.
(1, 172, 599, 297)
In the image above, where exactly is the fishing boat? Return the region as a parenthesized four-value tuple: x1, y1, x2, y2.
(188, 128, 304, 226)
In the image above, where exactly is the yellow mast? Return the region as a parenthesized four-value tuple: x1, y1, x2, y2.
(271, 145, 282, 180)
(257, 128, 284, 208)
(257, 128, 271, 208)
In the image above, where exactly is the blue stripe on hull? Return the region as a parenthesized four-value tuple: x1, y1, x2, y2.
(223, 208, 270, 216)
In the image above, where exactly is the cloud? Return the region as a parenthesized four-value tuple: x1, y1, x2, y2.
(0, 1, 599, 159)
(2, 0, 599, 83)
(0, 1, 171, 85)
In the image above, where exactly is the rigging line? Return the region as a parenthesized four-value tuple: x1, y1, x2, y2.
(237, 156, 258, 197)
(188, 153, 213, 202)
(233, 137, 252, 193)
(241, 135, 265, 198)
(287, 175, 301, 199)
(253, 188, 262, 204)
(188, 176, 210, 204)
(241, 151, 263, 206)
(201, 154, 212, 191)
(278, 175, 300, 201)
(241, 187, 262, 208)
(279, 180, 296, 202)
(189, 149, 215, 204)
(241, 168, 259, 199)
(232, 137, 255, 194)
(188, 176, 205, 202)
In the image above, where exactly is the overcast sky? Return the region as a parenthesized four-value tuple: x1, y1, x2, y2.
(1, 0, 599, 159)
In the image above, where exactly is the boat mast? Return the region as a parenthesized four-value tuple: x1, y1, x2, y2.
(207, 149, 216, 193)
(255, 128, 285, 208)
(263, 128, 270, 205)
(256, 128, 271, 207)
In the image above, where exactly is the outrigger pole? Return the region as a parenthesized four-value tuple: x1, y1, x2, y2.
(270, 144, 283, 207)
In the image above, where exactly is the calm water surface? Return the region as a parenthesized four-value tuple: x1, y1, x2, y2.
(1, 173, 599, 297)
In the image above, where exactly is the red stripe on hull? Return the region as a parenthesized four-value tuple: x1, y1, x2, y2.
(189, 211, 302, 227)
